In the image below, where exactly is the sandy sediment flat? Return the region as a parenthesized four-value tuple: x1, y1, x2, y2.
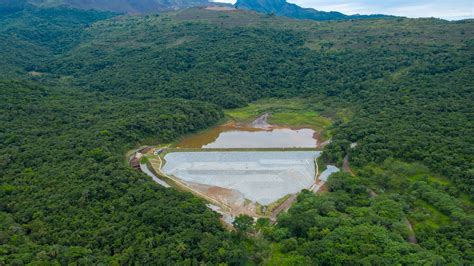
(162, 151, 321, 205)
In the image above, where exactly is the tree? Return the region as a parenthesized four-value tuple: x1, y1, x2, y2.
(233, 215, 254, 234)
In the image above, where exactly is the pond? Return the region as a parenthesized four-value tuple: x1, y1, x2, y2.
(162, 114, 328, 213)
(177, 120, 318, 149)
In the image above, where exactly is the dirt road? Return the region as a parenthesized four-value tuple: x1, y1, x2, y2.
(343, 154, 355, 176)
(405, 218, 418, 244)
(368, 182, 417, 244)
(270, 157, 320, 221)
(269, 194, 297, 222)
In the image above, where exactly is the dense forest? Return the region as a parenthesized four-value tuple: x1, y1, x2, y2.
(3, 0, 214, 14)
(0, 5, 472, 264)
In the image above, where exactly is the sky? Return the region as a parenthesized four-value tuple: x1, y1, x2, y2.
(214, 0, 474, 20)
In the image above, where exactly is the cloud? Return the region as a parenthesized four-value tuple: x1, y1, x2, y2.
(387, 2, 474, 20)
(288, 0, 474, 20)
(212, 0, 474, 20)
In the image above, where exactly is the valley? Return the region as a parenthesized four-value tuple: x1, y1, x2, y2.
(0, 4, 472, 264)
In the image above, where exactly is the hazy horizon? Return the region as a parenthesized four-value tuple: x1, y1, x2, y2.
(213, 0, 474, 20)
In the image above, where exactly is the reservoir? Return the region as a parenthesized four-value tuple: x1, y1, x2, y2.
(177, 121, 318, 149)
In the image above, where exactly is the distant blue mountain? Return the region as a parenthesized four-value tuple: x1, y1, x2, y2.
(235, 0, 391, 21)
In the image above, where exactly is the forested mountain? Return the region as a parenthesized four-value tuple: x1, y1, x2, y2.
(0, 0, 29, 14)
(0, 5, 472, 264)
(2, 0, 390, 19)
(24, 0, 214, 13)
(235, 0, 389, 21)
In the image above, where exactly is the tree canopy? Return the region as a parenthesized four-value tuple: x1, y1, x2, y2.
(0, 6, 472, 264)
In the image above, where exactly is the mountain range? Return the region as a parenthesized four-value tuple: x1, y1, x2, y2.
(1, 0, 390, 20)
(2, 0, 214, 14)
(0, 2, 472, 265)
(235, 0, 390, 20)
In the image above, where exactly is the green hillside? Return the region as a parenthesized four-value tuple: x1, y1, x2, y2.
(26, 0, 213, 13)
(0, 6, 472, 264)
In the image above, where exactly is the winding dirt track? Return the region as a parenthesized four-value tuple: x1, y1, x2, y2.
(269, 194, 297, 222)
(271, 157, 321, 221)
(405, 218, 418, 244)
(343, 154, 355, 176)
(368, 179, 417, 244)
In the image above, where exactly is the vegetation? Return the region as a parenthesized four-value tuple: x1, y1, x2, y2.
(0, 5, 472, 264)
(225, 98, 334, 131)
(257, 162, 473, 264)
(19, 0, 213, 14)
(0, 80, 252, 264)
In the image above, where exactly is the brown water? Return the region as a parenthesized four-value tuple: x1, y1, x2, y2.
(177, 121, 318, 149)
